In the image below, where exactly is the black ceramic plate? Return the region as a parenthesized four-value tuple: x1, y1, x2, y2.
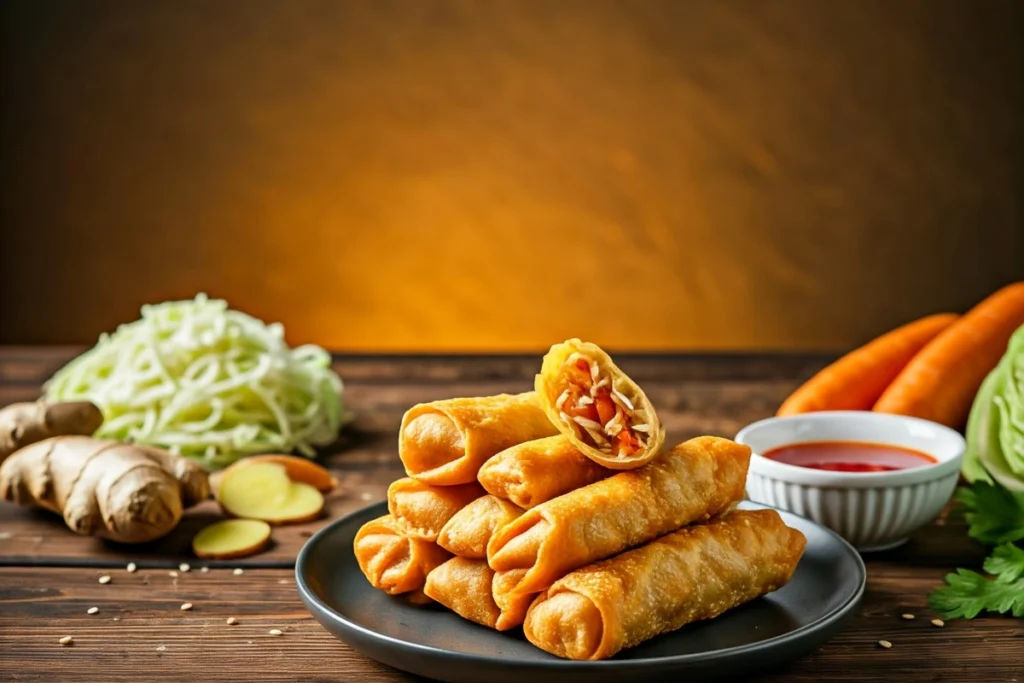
(296, 501, 865, 683)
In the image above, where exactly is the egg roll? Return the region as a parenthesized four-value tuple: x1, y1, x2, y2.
(403, 589, 434, 605)
(387, 477, 484, 542)
(400, 392, 559, 485)
(437, 494, 523, 558)
(353, 514, 451, 595)
(535, 339, 665, 469)
(492, 569, 537, 631)
(487, 436, 750, 595)
(524, 509, 806, 660)
(477, 435, 611, 509)
(423, 556, 526, 631)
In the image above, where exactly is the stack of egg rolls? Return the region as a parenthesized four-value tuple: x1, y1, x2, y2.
(353, 341, 807, 660)
(355, 392, 559, 604)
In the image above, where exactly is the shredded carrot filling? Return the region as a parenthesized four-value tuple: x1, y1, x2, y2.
(559, 358, 643, 457)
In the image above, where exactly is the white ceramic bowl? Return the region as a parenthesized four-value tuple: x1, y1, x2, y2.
(735, 411, 965, 552)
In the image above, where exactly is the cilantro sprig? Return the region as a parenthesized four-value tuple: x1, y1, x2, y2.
(955, 483, 1024, 545)
(928, 483, 1024, 620)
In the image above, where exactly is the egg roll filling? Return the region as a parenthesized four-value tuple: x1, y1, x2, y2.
(553, 353, 647, 459)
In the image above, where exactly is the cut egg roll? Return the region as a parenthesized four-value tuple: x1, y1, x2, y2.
(353, 514, 451, 595)
(437, 494, 523, 558)
(487, 436, 750, 595)
(477, 435, 611, 509)
(387, 477, 484, 542)
(535, 339, 665, 469)
(423, 556, 527, 631)
(524, 509, 806, 660)
(400, 392, 559, 485)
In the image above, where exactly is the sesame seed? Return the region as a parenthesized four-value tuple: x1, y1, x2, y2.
(878, 639, 892, 649)
(179, 563, 191, 572)
(180, 603, 193, 611)
(901, 614, 915, 620)
(87, 607, 99, 615)
(98, 575, 111, 585)
(360, 492, 373, 501)
(931, 619, 945, 627)
(269, 629, 283, 636)
(226, 617, 237, 625)
(200, 567, 209, 573)
(168, 571, 178, 578)
(156, 645, 166, 652)
(58, 636, 73, 646)
(233, 568, 244, 576)
(112, 617, 120, 622)
(277, 579, 291, 585)
(126, 562, 137, 573)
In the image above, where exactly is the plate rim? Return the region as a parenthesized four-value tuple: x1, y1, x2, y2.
(295, 500, 866, 669)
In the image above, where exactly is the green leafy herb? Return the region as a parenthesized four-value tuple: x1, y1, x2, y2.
(954, 483, 1024, 545)
(928, 567, 1024, 619)
(983, 542, 1024, 582)
(929, 483, 1024, 619)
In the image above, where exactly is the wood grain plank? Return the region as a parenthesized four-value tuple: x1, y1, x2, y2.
(0, 567, 1020, 683)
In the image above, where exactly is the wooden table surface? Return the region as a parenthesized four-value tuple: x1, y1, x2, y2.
(0, 347, 1020, 683)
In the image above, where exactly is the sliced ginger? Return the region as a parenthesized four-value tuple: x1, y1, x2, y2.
(193, 519, 272, 559)
(216, 461, 324, 524)
(240, 454, 337, 492)
(210, 454, 336, 497)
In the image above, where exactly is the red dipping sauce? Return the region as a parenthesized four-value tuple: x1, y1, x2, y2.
(763, 441, 937, 473)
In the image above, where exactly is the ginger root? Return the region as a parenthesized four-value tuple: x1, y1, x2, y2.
(0, 401, 103, 463)
(193, 519, 272, 559)
(0, 436, 209, 543)
(216, 461, 324, 524)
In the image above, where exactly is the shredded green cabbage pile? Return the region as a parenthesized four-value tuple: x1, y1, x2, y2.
(45, 294, 344, 469)
(964, 323, 1024, 492)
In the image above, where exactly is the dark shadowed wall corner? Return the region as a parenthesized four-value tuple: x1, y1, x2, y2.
(1, 0, 1021, 351)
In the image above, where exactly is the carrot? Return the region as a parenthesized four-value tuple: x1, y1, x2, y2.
(777, 313, 959, 416)
(594, 393, 616, 424)
(873, 281, 1024, 428)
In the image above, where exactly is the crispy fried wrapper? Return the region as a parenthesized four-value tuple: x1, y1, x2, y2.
(477, 435, 611, 509)
(387, 477, 484, 542)
(399, 393, 558, 485)
(524, 509, 807, 660)
(492, 568, 537, 631)
(535, 339, 665, 469)
(353, 514, 451, 595)
(487, 436, 751, 595)
(437, 494, 523, 558)
(401, 588, 434, 606)
(423, 557, 528, 631)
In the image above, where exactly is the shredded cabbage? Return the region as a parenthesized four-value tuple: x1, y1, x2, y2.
(45, 294, 344, 469)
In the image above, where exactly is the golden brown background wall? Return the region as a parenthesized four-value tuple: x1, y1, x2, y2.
(1, 0, 1021, 351)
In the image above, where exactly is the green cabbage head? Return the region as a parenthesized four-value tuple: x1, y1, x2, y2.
(964, 324, 1024, 492)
